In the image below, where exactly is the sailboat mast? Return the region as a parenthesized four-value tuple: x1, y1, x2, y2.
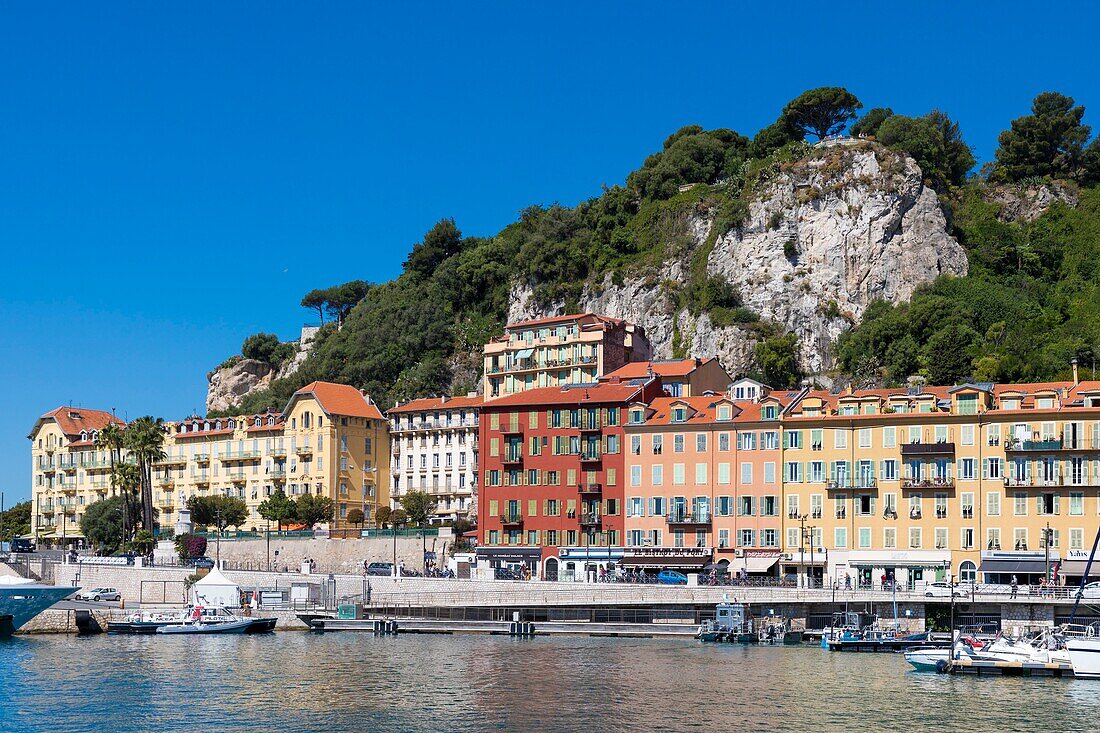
(1069, 525, 1100, 624)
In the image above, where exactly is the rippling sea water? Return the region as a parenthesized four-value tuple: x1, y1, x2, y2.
(2, 633, 1098, 732)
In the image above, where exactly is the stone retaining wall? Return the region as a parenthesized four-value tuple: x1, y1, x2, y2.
(207, 536, 438, 574)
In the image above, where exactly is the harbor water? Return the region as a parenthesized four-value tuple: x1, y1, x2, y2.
(2, 633, 1097, 732)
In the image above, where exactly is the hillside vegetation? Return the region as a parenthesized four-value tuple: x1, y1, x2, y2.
(213, 89, 1100, 416)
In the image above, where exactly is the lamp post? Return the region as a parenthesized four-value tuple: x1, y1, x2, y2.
(798, 514, 808, 588)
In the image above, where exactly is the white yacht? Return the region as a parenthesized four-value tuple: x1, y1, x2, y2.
(0, 575, 75, 637)
(1064, 625, 1100, 678)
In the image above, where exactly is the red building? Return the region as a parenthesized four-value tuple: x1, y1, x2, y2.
(477, 377, 664, 581)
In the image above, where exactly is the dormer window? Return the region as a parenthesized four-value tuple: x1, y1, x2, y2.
(717, 405, 732, 421)
(80, 431, 88, 441)
(255, 417, 262, 427)
(1037, 397, 1054, 409)
(203, 421, 211, 431)
(1003, 398, 1020, 410)
(762, 405, 778, 420)
(629, 409, 644, 424)
(672, 407, 687, 422)
(267, 416, 275, 426)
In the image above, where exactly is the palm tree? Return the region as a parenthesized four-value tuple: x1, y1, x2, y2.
(113, 462, 141, 544)
(96, 422, 126, 534)
(125, 416, 166, 534)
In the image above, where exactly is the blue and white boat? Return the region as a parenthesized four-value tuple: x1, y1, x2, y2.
(0, 574, 75, 637)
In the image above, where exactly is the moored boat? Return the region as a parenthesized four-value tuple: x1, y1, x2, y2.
(696, 600, 755, 644)
(110, 604, 276, 635)
(156, 618, 253, 635)
(0, 575, 75, 637)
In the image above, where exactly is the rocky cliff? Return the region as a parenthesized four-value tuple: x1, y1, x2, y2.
(509, 141, 968, 376)
(207, 326, 318, 413)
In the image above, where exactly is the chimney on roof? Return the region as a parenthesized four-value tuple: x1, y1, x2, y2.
(441, 395, 448, 404)
(846, 383, 854, 396)
(608, 376, 621, 385)
(1072, 357, 1080, 386)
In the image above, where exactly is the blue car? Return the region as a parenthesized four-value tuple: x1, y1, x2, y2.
(187, 557, 216, 569)
(656, 569, 688, 585)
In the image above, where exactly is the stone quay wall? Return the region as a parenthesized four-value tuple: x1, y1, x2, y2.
(204, 536, 439, 574)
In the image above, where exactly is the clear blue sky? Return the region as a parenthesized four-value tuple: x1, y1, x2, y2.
(3, 1, 1098, 504)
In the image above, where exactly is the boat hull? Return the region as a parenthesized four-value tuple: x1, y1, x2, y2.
(0, 584, 75, 637)
(156, 619, 252, 635)
(904, 648, 951, 672)
(110, 617, 276, 635)
(1066, 637, 1100, 678)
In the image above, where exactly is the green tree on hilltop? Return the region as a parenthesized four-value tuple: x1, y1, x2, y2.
(754, 333, 802, 389)
(781, 87, 862, 141)
(850, 107, 894, 138)
(994, 92, 1092, 181)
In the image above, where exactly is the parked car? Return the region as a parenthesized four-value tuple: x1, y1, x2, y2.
(10, 538, 35, 553)
(186, 557, 216, 569)
(656, 569, 688, 585)
(924, 581, 967, 598)
(1081, 581, 1100, 599)
(366, 562, 395, 577)
(77, 587, 121, 602)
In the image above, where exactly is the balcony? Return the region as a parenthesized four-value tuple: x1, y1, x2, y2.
(902, 477, 954, 490)
(578, 483, 602, 497)
(499, 513, 523, 528)
(501, 452, 523, 466)
(269, 467, 287, 479)
(270, 447, 288, 458)
(60, 462, 77, 473)
(666, 510, 712, 528)
(156, 478, 175, 488)
(1005, 438, 1063, 452)
(579, 512, 602, 527)
(295, 445, 314, 456)
(579, 422, 602, 434)
(40, 504, 55, 514)
(194, 476, 210, 486)
(826, 480, 852, 491)
(195, 453, 210, 464)
(1004, 475, 1068, 488)
(154, 455, 187, 467)
(222, 450, 261, 461)
(900, 442, 955, 456)
(578, 451, 601, 465)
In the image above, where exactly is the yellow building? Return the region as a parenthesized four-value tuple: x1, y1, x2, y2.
(28, 407, 127, 546)
(780, 376, 1100, 589)
(29, 381, 390, 543)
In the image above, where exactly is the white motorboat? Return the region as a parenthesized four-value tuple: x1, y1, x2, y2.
(0, 575, 75, 637)
(111, 604, 276, 634)
(156, 617, 253, 634)
(1064, 625, 1100, 678)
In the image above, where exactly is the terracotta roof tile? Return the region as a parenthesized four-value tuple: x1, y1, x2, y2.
(603, 358, 715, 380)
(483, 382, 643, 408)
(37, 407, 124, 438)
(291, 381, 384, 419)
(388, 394, 484, 414)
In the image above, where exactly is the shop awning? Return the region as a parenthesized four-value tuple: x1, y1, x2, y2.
(513, 348, 535, 360)
(1059, 561, 1099, 578)
(978, 559, 1049, 574)
(745, 556, 780, 573)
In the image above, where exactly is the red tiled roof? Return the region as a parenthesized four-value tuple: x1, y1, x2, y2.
(35, 407, 123, 438)
(291, 381, 384, 419)
(603, 358, 715, 380)
(174, 428, 234, 439)
(388, 394, 483, 414)
(483, 382, 643, 408)
(505, 312, 624, 330)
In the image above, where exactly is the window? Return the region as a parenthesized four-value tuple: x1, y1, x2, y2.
(987, 492, 1000, 516)
(696, 434, 707, 452)
(787, 528, 800, 548)
(673, 464, 685, 485)
(673, 435, 685, 453)
(649, 497, 666, 516)
(961, 492, 974, 519)
(762, 529, 778, 547)
(858, 428, 871, 449)
(718, 463, 730, 485)
(909, 528, 922, 549)
(695, 463, 707, 485)
(881, 459, 898, 482)
(883, 528, 896, 549)
(958, 458, 975, 481)
(718, 529, 730, 548)
(718, 496, 733, 516)
(834, 528, 847, 549)
(764, 462, 776, 484)
(935, 528, 948, 550)
(1014, 528, 1028, 551)
(960, 424, 974, 446)
(834, 430, 848, 449)
(1014, 492, 1027, 516)
(961, 528, 974, 550)
(987, 528, 1002, 550)
(785, 430, 802, 449)
(718, 433, 730, 451)
(630, 435, 641, 456)
(1071, 492, 1084, 516)
(786, 495, 799, 519)
(1071, 528, 1084, 550)
(738, 432, 757, 450)
(652, 465, 663, 486)
(630, 465, 641, 487)
(652, 435, 663, 455)
(809, 461, 824, 483)
(740, 496, 755, 516)
(740, 463, 752, 485)
(858, 527, 871, 548)
(810, 494, 822, 519)
(785, 462, 802, 482)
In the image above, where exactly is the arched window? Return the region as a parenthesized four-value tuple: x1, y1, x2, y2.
(80, 431, 88, 441)
(204, 421, 211, 431)
(215, 420, 222, 430)
(228, 419, 236, 429)
(959, 560, 977, 582)
(267, 416, 275, 426)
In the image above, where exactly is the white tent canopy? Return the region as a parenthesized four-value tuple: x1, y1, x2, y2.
(190, 566, 240, 607)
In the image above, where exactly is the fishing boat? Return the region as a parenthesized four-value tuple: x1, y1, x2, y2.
(0, 575, 75, 637)
(110, 604, 276, 635)
(757, 615, 804, 645)
(696, 600, 755, 643)
(156, 617, 253, 634)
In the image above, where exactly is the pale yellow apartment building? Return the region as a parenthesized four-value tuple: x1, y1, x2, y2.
(28, 381, 390, 543)
(781, 374, 1100, 589)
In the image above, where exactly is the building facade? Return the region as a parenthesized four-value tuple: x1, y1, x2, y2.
(29, 381, 390, 542)
(622, 393, 790, 576)
(387, 394, 481, 523)
(28, 407, 126, 546)
(601, 357, 732, 398)
(482, 313, 650, 400)
(477, 378, 664, 580)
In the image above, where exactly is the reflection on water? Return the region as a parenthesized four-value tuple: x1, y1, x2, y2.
(1, 633, 1096, 732)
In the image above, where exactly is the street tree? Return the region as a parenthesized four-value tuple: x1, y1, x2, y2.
(400, 490, 438, 527)
(258, 488, 297, 532)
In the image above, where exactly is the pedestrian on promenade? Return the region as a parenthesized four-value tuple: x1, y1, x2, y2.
(1010, 575, 1018, 599)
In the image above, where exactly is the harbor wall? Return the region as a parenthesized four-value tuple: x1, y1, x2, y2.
(208, 536, 437, 574)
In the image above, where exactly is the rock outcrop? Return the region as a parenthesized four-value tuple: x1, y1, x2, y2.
(987, 181, 1079, 223)
(206, 326, 318, 413)
(509, 142, 968, 375)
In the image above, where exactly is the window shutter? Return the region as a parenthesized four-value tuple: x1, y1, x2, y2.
(870, 496, 877, 514)
(1036, 495, 1043, 514)
(1053, 494, 1061, 514)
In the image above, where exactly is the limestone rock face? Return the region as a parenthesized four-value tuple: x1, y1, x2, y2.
(988, 181, 1079, 223)
(509, 142, 968, 376)
(205, 326, 319, 413)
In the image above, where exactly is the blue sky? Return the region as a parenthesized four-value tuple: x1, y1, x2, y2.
(3, 1, 1098, 504)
